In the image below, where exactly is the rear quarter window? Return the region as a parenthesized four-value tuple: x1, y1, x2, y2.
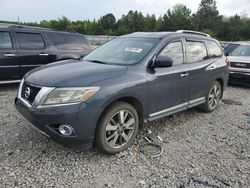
(186, 41, 208, 63)
(206, 41, 222, 58)
(46, 32, 90, 50)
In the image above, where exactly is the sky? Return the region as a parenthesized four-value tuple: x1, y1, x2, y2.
(0, 0, 250, 23)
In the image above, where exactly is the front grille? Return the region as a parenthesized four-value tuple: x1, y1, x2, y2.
(230, 62, 250, 69)
(21, 82, 41, 104)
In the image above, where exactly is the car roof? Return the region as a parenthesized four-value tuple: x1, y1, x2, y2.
(0, 23, 83, 36)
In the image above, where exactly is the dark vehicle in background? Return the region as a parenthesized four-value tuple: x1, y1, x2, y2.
(220, 41, 242, 54)
(0, 24, 91, 84)
(15, 30, 229, 154)
(228, 43, 250, 85)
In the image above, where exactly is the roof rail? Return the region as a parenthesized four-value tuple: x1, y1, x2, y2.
(176, 30, 210, 37)
(0, 23, 53, 30)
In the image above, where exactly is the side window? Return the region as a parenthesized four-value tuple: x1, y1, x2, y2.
(0, 32, 13, 49)
(186, 41, 208, 63)
(206, 41, 222, 58)
(159, 41, 184, 65)
(47, 32, 89, 50)
(17, 33, 44, 49)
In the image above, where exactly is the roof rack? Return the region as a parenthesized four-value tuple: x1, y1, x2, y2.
(176, 30, 210, 37)
(0, 23, 53, 30)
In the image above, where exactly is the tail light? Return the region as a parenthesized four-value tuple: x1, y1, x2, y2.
(226, 59, 230, 66)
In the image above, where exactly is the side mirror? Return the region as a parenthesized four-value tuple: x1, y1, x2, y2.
(154, 56, 173, 67)
(222, 47, 229, 56)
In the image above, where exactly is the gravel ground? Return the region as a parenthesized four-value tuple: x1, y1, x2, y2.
(0, 84, 249, 188)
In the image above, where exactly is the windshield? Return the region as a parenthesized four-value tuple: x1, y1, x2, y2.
(84, 38, 158, 65)
(231, 45, 250, 56)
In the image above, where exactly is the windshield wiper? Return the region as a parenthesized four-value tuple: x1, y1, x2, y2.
(87, 59, 108, 64)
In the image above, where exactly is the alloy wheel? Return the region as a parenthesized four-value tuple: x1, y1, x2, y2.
(208, 84, 221, 109)
(105, 110, 135, 149)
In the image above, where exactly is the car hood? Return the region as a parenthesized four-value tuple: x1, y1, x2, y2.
(25, 59, 128, 87)
(228, 56, 250, 63)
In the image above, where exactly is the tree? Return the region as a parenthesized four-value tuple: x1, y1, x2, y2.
(163, 4, 193, 31)
(144, 14, 156, 31)
(100, 13, 116, 31)
(193, 0, 222, 32)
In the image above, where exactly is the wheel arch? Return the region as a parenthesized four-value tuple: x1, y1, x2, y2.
(94, 95, 145, 141)
(215, 78, 224, 99)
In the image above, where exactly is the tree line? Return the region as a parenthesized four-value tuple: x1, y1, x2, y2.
(1, 0, 250, 41)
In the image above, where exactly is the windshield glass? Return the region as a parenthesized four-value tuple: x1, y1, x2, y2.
(231, 45, 250, 56)
(84, 38, 158, 65)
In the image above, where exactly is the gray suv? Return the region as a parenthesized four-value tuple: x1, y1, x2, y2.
(15, 30, 229, 154)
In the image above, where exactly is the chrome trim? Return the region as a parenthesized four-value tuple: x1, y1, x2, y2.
(0, 79, 21, 84)
(0, 65, 19, 68)
(17, 79, 54, 108)
(37, 101, 82, 109)
(0, 64, 42, 68)
(229, 71, 250, 76)
(20, 64, 43, 67)
(39, 53, 49, 56)
(33, 87, 55, 107)
(4, 53, 16, 57)
(149, 97, 206, 117)
(188, 97, 206, 108)
(18, 79, 32, 108)
(149, 102, 188, 117)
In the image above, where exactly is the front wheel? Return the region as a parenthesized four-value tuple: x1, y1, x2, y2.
(199, 81, 222, 112)
(95, 102, 139, 154)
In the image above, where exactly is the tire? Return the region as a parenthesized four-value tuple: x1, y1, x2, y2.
(199, 81, 222, 113)
(95, 101, 139, 154)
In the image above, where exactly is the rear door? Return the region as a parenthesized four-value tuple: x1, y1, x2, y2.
(46, 32, 91, 59)
(15, 31, 51, 77)
(0, 29, 19, 80)
(185, 38, 222, 102)
(147, 38, 191, 120)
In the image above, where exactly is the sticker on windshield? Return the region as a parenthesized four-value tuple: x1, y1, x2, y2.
(124, 47, 143, 53)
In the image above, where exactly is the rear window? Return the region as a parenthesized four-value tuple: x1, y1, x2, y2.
(186, 41, 208, 63)
(206, 41, 222, 58)
(47, 32, 90, 50)
(17, 32, 45, 49)
(0, 32, 13, 49)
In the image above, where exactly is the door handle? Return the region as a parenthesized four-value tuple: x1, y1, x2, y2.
(4, 53, 16, 57)
(180, 72, 189, 77)
(209, 66, 216, 70)
(39, 53, 49, 56)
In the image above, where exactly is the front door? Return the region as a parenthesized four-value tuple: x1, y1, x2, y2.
(147, 39, 190, 120)
(0, 30, 19, 81)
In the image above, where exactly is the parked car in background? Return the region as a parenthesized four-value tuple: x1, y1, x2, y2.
(0, 24, 91, 84)
(227, 43, 250, 85)
(15, 30, 229, 154)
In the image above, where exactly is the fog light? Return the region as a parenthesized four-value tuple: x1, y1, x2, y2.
(58, 125, 73, 136)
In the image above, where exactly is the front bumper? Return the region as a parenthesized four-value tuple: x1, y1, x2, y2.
(15, 98, 99, 149)
(229, 71, 250, 85)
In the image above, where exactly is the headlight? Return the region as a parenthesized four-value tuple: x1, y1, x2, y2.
(41, 87, 100, 106)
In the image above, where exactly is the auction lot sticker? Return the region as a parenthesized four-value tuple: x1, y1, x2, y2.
(124, 47, 143, 53)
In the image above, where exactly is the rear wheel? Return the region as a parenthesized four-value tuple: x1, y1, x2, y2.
(95, 102, 139, 154)
(199, 81, 222, 112)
